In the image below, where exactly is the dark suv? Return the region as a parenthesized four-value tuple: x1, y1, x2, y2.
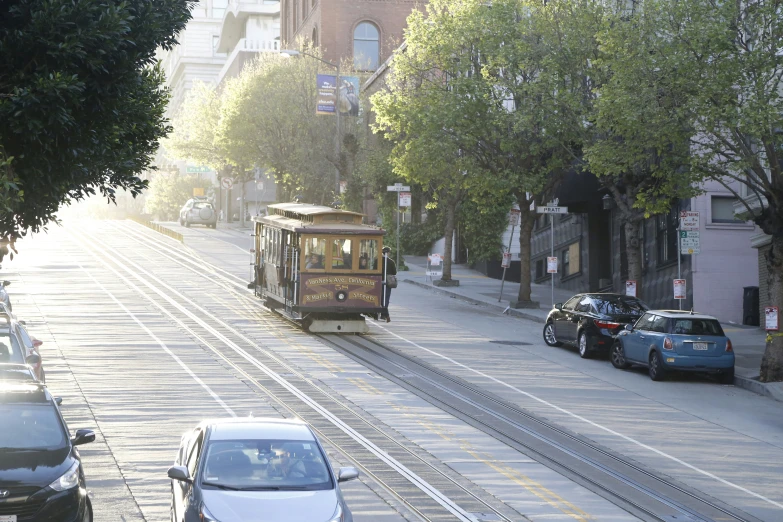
(0, 369, 95, 521)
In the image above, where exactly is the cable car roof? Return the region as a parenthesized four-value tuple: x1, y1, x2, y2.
(252, 203, 384, 234)
(268, 203, 364, 218)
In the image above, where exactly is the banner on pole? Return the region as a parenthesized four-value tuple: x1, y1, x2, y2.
(674, 279, 686, 300)
(625, 280, 637, 297)
(316, 74, 337, 115)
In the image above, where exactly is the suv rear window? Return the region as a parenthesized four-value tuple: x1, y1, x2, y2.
(672, 319, 724, 336)
(193, 202, 212, 210)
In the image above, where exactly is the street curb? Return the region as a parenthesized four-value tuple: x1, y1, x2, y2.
(733, 374, 783, 402)
(402, 279, 546, 324)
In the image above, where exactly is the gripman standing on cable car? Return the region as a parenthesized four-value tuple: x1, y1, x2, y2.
(381, 246, 397, 323)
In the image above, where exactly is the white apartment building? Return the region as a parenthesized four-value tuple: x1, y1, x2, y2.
(156, 0, 281, 218)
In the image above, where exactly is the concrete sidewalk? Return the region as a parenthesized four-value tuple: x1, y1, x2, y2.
(399, 256, 783, 402)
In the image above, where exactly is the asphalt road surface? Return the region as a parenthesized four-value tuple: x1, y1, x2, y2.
(3, 219, 781, 522)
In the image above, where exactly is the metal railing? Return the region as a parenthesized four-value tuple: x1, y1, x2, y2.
(128, 217, 184, 243)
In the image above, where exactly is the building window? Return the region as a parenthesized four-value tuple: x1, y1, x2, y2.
(354, 22, 379, 71)
(535, 213, 550, 230)
(301, 0, 306, 20)
(536, 259, 545, 279)
(711, 196, 744, 223)
(312, 26, 318, 47)
(212, 0, 228, 18)
(657, 208, 678, 265)
(562, 242, 580, 277)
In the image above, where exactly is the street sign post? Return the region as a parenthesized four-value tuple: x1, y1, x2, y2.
(676, 211, 699, 309)
(398, 192, 412, 207)
(765, 306, 779, 331)
(547, 257, 558, 273)
(674, 279, 687, 300)
(509, 209, 521, 227)
(387, 183, 410, 269)
(221, 177, 234, 190)
(538, 203, 568, 306)
(680, 211, 700, 230)
(680, 231, 701, 255)
(501, 252, 512, 268)
(187, 166, 213, 174)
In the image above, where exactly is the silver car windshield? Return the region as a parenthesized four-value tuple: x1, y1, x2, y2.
(201, 439, 333, 491)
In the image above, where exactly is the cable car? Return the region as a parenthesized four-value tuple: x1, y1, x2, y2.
(249, 203, 387, 333)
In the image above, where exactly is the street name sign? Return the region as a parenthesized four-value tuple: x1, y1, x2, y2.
(187, 166, 212, 174)
(537, 206, 568, 214)
(680, 211, 700, 230)
(387, 183, 411, 192)
(680, 230, 701, 255)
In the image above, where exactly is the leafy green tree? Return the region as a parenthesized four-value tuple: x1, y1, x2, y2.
(219, 51, 345, 205)
(145, 173, 210, 221)
(545, 0, 697, 295)
(599, 0, 783, 381)
(0, 0, 193, 259)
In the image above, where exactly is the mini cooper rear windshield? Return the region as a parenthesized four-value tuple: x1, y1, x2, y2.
(672, 319, 724, 336)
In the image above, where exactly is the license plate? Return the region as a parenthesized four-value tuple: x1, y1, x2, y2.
(693, 342, 708, 351)
(0, 515, 18, 522)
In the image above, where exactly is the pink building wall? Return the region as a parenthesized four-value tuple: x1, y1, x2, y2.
(690, 180, 758, 324)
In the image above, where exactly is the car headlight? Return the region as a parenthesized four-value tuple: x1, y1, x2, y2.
(200, 503, 220, 522)
(49, 462, 80, 491)
(328, 503, 344, 522)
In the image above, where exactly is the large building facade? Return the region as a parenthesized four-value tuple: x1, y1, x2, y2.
(281, 0, 421, 70)
(489, 173, 759, 324)
(156, 0, 281, 219)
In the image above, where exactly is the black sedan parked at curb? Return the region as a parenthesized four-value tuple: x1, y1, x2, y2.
(0, 368, 96, 522)
(543, 293, 649, 358)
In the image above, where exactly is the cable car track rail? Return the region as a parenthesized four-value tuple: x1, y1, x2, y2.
(317, 334, 760, 522)
(111, 221, 766, 522)
(74, 226, 519, 522)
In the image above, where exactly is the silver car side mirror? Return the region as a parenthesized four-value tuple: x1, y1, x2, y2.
(337, 467, 359, 483)
(167, 465, 192, 484)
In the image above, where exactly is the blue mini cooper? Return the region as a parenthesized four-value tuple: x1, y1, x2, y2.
(611, 310, 735, 383)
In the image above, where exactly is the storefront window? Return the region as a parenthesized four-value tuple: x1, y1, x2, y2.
(358, 239, 378, 270)
(304, 238, 326, 270)
(331, 239, 353, 269)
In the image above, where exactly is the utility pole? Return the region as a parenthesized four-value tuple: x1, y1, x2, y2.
(335, 61, 341, 197)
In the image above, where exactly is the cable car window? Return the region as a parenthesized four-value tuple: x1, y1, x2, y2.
(358, 239, 378, 270)
(304, 237, 326, 270)
(331, 239, 353, 270)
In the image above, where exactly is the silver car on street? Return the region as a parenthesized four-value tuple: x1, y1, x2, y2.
(179, 197, 217, 228)
(168, 417, 359, 522)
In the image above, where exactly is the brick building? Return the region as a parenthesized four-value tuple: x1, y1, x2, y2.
(281, 0, 422, 70)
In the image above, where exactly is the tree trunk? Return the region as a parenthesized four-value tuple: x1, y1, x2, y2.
(760, 234, 783, 382)
(441, 202, 456, 282)
(516, 204, 536, 303)
(623, 217, 644, 297)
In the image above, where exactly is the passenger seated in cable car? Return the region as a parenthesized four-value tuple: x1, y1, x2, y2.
(306, 254, 323, 269)
(359, 256, 369, 270)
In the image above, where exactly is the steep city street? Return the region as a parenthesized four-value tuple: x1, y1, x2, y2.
(4, 220, 781, 522)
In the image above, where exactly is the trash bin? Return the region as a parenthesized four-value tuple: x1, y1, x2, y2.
(743, 286, 759, 326)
